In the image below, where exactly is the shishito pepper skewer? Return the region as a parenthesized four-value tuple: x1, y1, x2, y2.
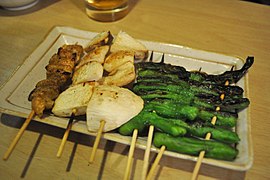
(121, 56, 252, 179)
(145, 81, 228, 180)
(191, 80, 229, 180)
(141, 53, 161, 180)
(143, 53, 182, 180)
(119, 57, 254, 179)
(145, 61, 235, 180)
(141, 53, 164, 180)
(123, 129, 138, 180)
(141, 125, 155, 180)
(145, 68, 185, 179)
(121, 51, 156, 180)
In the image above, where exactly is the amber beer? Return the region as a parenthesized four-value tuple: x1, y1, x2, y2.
(85, 0, 129, 22)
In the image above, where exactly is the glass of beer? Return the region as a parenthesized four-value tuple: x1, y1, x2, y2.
(85, 0, 130, 22)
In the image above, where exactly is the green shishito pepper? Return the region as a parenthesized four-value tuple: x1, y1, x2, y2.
(144, 100, 199, 121)
(149, 112, 240, 144)
(125, 59, 254, 161)
(136, 56, 253, 85)
(143, 99, 237, 127)
(198, 110, 237, 127)
(188, 124, 240, 144)
(118, 110, 240, 144)
(153, 132, 238, 161)
(146, 112, 187, 137)
(135, 88, 249, 112)
(118, 111, 187, 137)
(118, 111, 148, 136)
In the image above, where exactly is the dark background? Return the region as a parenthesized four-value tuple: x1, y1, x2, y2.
(244, 0, 270, 5)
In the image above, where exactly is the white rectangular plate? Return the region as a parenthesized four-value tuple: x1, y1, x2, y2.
(0, 26, 253, 171)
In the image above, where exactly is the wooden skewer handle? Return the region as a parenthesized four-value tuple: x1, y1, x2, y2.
(3, 110, 35, 160)
(123, 129, 138, 180)
(56, 118, 74, 158)
(191, 80, 229, 179)
(191, 151, 206, 180)
(146, 145, 166, 180)
(191, 123, 214, 180)
(89, 120, 105, 164)
(141, 125, 155, 180)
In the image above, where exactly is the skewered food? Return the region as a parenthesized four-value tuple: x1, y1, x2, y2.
(77, 45, 110, 69)
(101, 61, 135, 87)
(72, 62, 104, 85)
(73, 31, 148, 88)
(136, 56, 254, 85)
(50, 31, 146, 135)
(119, 110, 239, 143)
(23, 30, 254, 168)
(51, 31, 147, 122)
(28, 30, 251, 162)
(101, 50, 136, 86)
(103, 50, 134, 72)
(95, 31, 148, 86)
(110, 31, 148, 60)
(153, 132, 238, 161)
(75, 45, 110, 84)
(28, 44, 84, 117)
(87, 85, 144, 132)
(143, 99, 238, 127)
(135, 77, 244, 97)
(51, 33, 113, 159)
(51, 33, 112, 116)
(84, 31, 113, 53)
(52, 82, 96, 117)
(133, 81, 249, 113)
(119, 56, 253, 161)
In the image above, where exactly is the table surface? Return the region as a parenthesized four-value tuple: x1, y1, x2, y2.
(0, 0, 270, 179)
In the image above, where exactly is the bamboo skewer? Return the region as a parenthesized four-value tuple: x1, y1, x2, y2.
(3, 110, 35, 160)
(140, 52, 167, 180)
(123, 129, 138, 180)
(146, 145, 166, 180)
(56, 113, 75, 158)
(191, 117, 217, 180)
(191, 80, 229, 180)
(141, 125, 154, 180)
(89, 120, 106, 164)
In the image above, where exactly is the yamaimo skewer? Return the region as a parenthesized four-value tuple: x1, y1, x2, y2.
(56, 112, 75, 158)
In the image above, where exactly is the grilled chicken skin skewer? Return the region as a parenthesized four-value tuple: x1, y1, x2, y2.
(28, 44, 84, 117)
